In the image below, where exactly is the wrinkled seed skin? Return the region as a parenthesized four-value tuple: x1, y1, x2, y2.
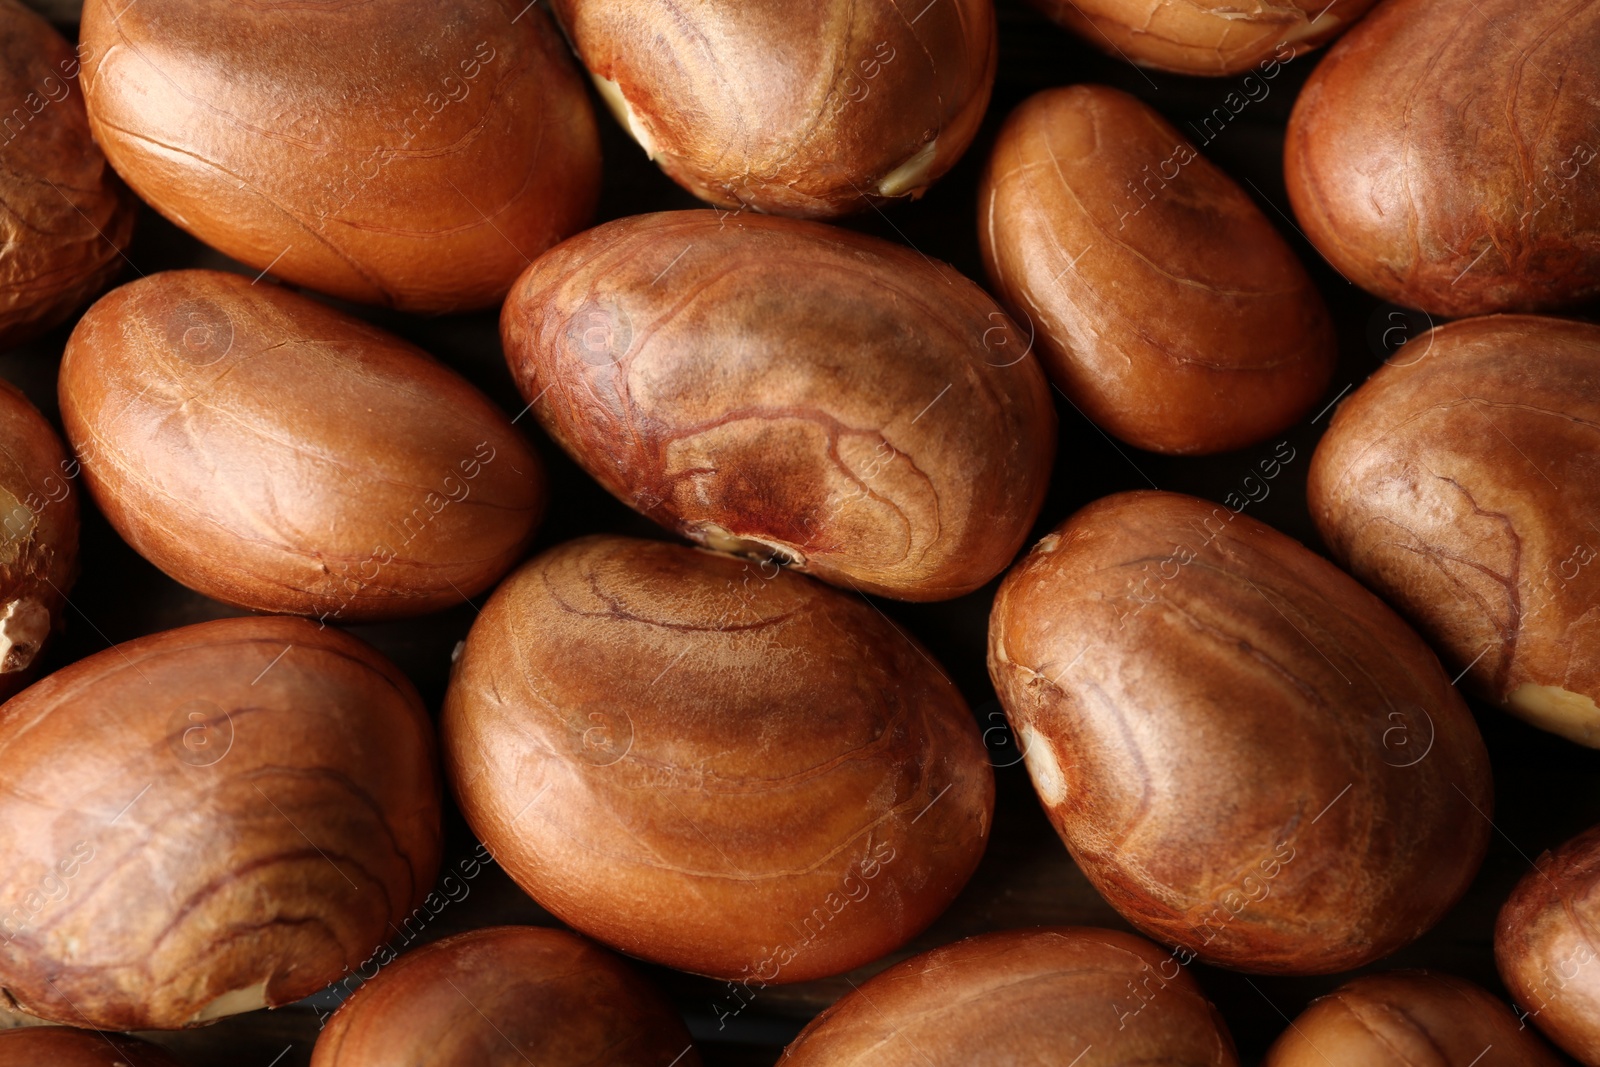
(1263, 971, 1565, 1066)
(1027, 0, 1376, 76)
(312, 927, 699, 1067)
(79, 0, 599, 313)
(1496, 823, 1600, 1064)
(442, 535, 994, 983)
(0, 382, 78, 700)
(0, 1028, 185, 1067)
(1285, 0, 1600, 316)
(0, 0, 136, 348)
(780, 927, 1239, 1065)
(502, 211, 1056, 602)
(988, 491, 1492, 974)
(980, 86, 1334, 455)
(551, 0, 995, 217)
(60, 270, 544, 621)
(0, 617, 442, 1030)
(1309, 315, 1600, 746)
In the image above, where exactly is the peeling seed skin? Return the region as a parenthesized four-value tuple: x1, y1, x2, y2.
(77, 0, 599, 314)
(550, 0, 996, 218)
(0, 1027, 185, 1066)
(1496, 823, 1600, 1064)
(59, 270, 545, 621)
(1027, 0, 1375, 76)
(0, 617, 442, 1031)
(1285, 0, 1600, 316)
(441, 536, 995, 984)
(780, 928, 1239, 1064)
(1309, 316, 1600, 747)
(0, 0, 137, 348)
(1263, 971, 1566, 1065)
(501, 211, 1057, 602)
(979, 86, 1335, 456)
(311, 927, 699, 1067)
(987, 491, 1492, 974)
(0, 381, 77, 702)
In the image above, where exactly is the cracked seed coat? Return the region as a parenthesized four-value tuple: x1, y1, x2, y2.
(0, 617, 441, 1030)
(0, 381, 77, 701)
(988, 491, 1492, 974)
(551, 0, 996, 217)
(1496, 822, 1600, 1064)
(1028, 0, 1376, 76)
(59, 270, 545, 620)
(1309, 315, 1600, 744)
(0, 1028, 183, 1066)
(1263, 971, 1565, 1065)
(979, 85, 1334, 455)
(78, 0, 599, 313)
(780, 927, 1238, 1064)
(1285, 0, 1600, 315)
(0, 0, 136, 347)
(312, 926, 699, 1067)
(501, 210, 1056, 602)
(441, 535, 994, 983)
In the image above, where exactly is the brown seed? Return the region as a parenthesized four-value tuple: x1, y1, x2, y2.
(0, 616, 441, 1029)
(312, 927, 699, 1067)
(1310, 314, 1600, 746)
(78, 0, 599, 313)
(59, 270, 544, 621)
(980, 85, 1334, 455)
(780, 927, 1238, 1064)
(501, 210, 1056, 602)
(0, 1028, 184, 1067)
(1496, 822, 1600, 1064)
(0, 0, 135, 347)
(0, 381, 77, 700)
(442, 535, 994, 983)
(551, 0, 995, 217)
(988, 491, 1492, 974)
(1025, 0, 1375, 76)
(1263, 971, 1565, 1065)
(1285, 0, 1600, 315)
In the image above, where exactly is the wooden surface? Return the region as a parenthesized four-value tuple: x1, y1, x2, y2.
(5, 1, 1599, 1063)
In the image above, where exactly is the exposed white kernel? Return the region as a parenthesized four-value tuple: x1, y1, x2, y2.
(188, 980, 269, 1024)
(591, 74, 658, 160)
(693, 523, 806, 568)
(1507, 683, 1600, 747)
(1021, 724, 1068, 806)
